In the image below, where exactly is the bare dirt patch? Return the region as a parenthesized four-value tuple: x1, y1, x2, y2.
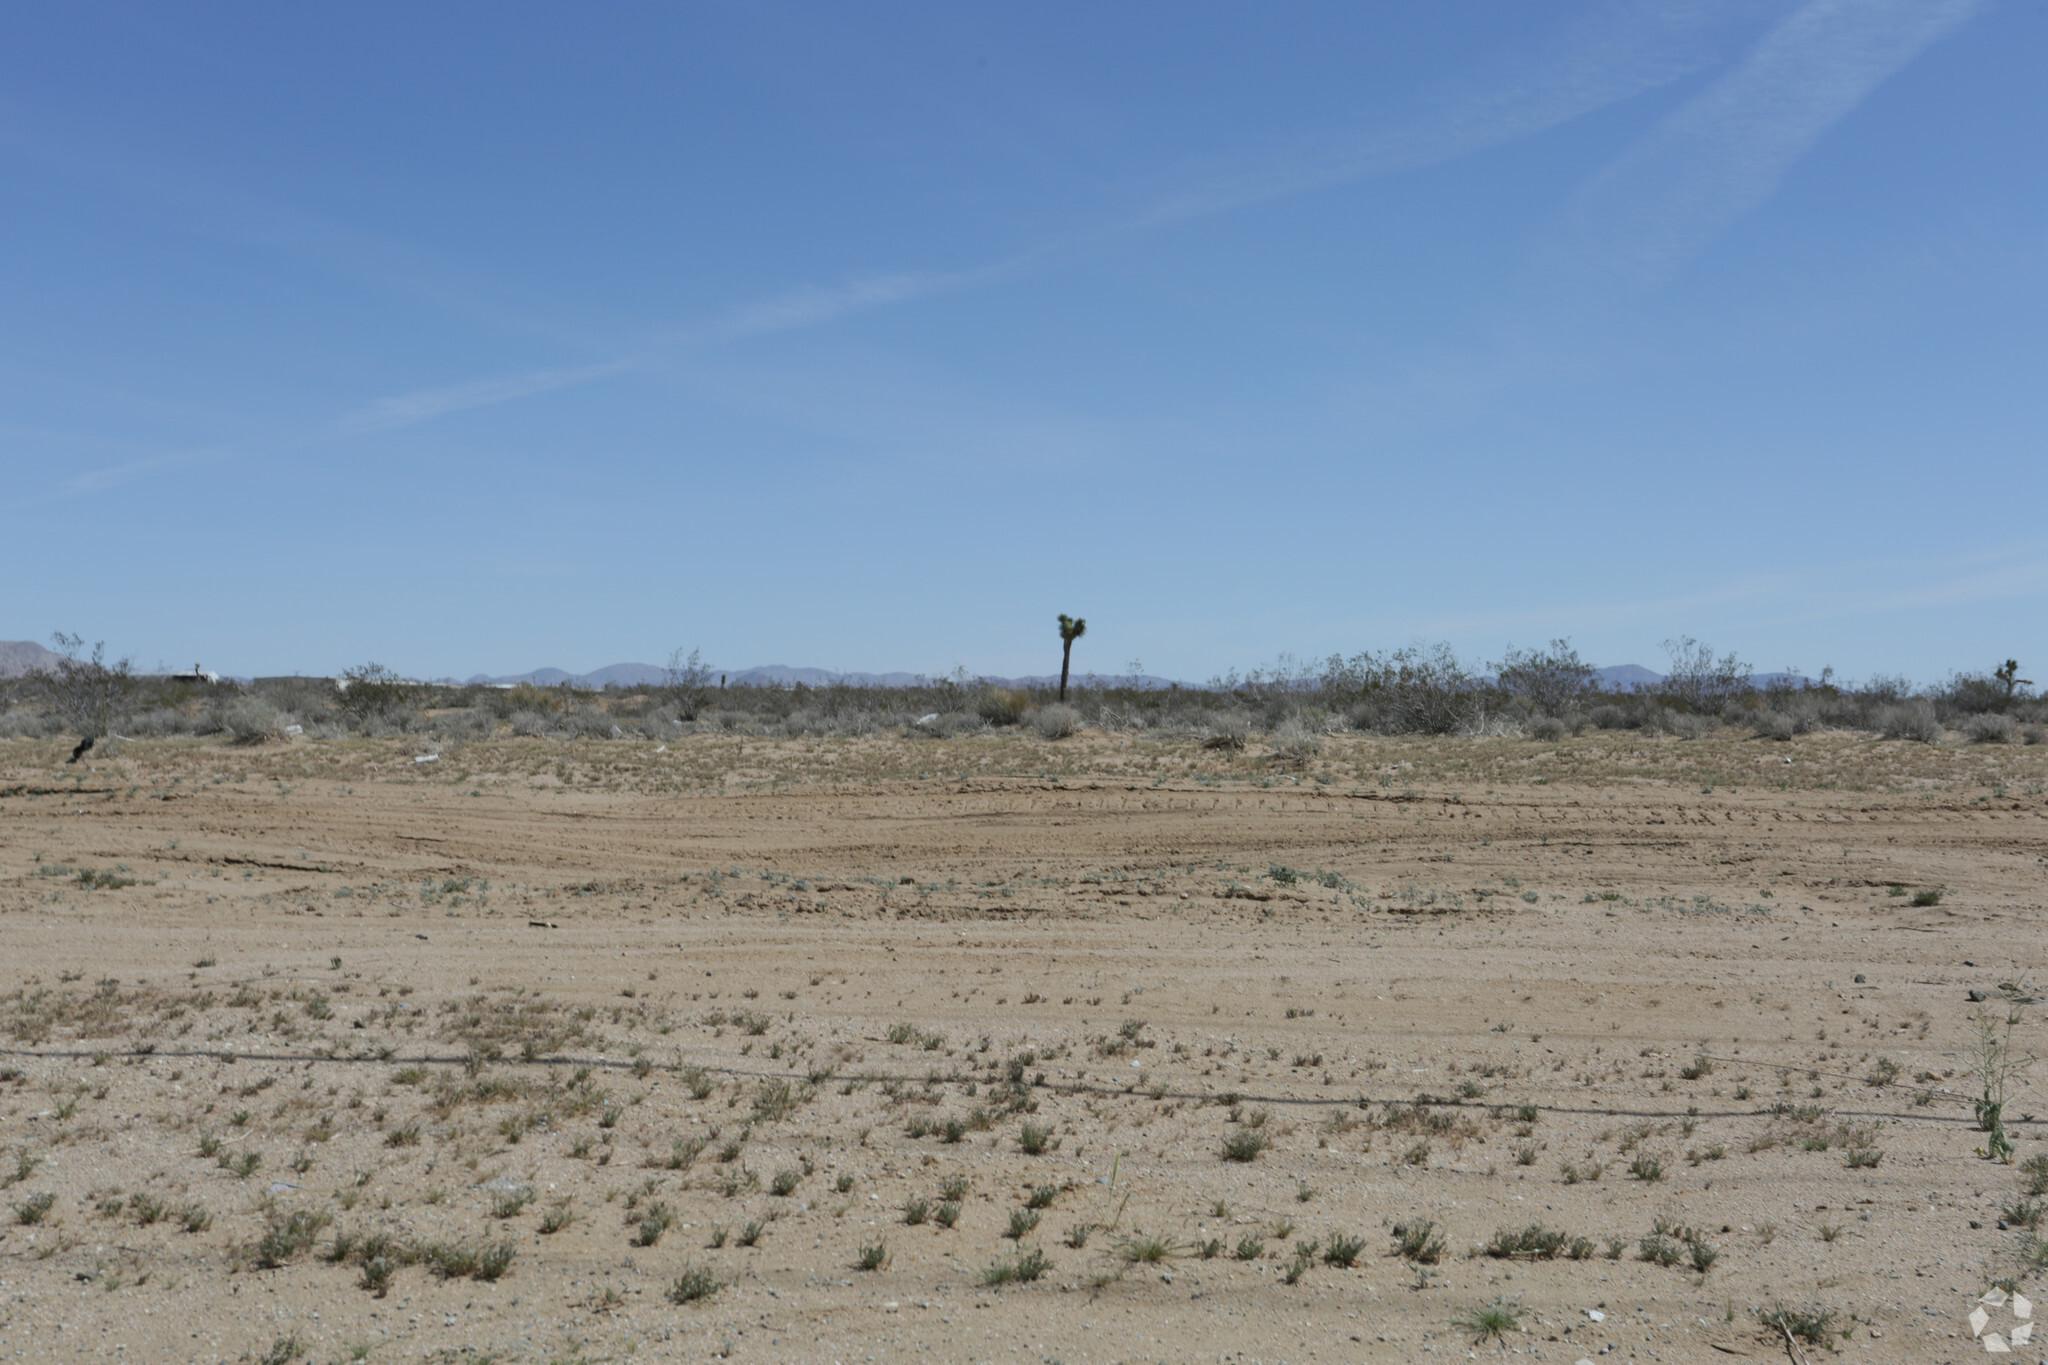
(0, 729, 2043, 1362)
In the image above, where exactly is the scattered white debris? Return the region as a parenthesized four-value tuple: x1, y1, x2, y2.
(283, 724, 303, 735)
(915, 713, 940, 725)
(654, 744, 667, 753)
(1586, 1309, 1605, 1322)
(413, 753, 439, 764)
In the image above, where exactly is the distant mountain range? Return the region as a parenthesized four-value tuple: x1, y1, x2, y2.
(0, 641, 1810, 692)
(1592, 664, 1662, 689)
(0, 640, 65, 677)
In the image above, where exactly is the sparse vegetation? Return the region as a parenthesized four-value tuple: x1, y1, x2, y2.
(3, 665, 2040, 1359)
(981, 1248, 1050, 1286)
(1455, 1297, 1521, 1344)
(668, 1265, 721, 1304)
(1761, 1304, 1838, 1348)
(1221, 1130, 1269, 1162)
(1394, 1220, 1445, 1264)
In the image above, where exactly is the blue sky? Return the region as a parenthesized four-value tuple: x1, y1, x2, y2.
(5, 1, 2043, 684)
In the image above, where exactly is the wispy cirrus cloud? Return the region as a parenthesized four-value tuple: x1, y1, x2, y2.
(342, 261, 1033, 436)
(699, 271, 962, 341)
(54, 6, 1854, 463)
(335, 9, 1745, 440)
(340, 358, 646, 433)
(1121, 2, 1753, 234)
(1533, 0, 1987, 298)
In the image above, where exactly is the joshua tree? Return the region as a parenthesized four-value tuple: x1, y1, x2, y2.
(1056, 615, 1087, 703)
(1995, 659, 2031, 706)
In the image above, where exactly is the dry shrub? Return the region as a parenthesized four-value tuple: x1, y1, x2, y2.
(1964, 713, 2019, 744)
(1028, 704, 1082, 739)
(976, 688, 1030, 726)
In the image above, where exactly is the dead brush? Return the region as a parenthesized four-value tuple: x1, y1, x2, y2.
(661, 1136, 706, 1171)
(490, 1188, 532, 1219)
(1373, 1100, 1480, 1145)
(1760, 1305, 1837, 1349)
(749, 1079, 811, 1125)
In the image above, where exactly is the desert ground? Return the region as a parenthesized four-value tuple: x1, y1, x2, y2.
(1, 726, 2045, 1365)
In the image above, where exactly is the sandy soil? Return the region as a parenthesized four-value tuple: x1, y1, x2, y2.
(1, 727, 2045, 1365)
